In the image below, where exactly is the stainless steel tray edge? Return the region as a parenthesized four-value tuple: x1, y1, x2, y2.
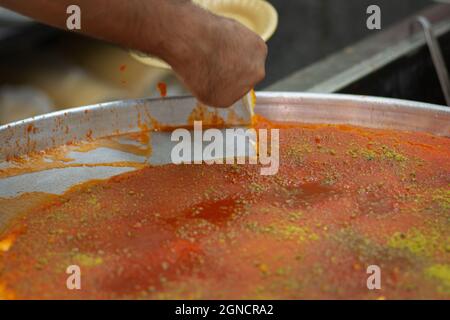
(1, 92, 449, 160)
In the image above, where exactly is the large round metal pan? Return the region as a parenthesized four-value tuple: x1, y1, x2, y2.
(0, 92, 449, 234)
(1, 92, 449, 161)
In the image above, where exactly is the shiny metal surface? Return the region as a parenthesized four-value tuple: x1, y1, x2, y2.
(267, 4, 450, 96)
(255, 92, 450, 134)
(415, 16, 450, 106)
(1, 92, 449, 161)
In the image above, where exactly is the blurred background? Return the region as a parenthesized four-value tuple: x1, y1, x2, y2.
(0, 0, 449, 124)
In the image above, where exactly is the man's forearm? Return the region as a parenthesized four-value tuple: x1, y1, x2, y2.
(0, 0, 210, 65)
(0, 0, 267, 107)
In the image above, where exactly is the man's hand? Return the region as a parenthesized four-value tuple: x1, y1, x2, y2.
(0, 0, 268, 107)
(138, 1, 268, 107)
(168, 16, 267, 108)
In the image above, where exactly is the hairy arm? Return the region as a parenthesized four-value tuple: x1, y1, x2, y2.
(0, 0, 267, 107)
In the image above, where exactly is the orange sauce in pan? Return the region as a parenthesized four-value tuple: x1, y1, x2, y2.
(0, 131, 152, 179)
(157, 82, 167, 98)
(0, 120, 449, 299)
